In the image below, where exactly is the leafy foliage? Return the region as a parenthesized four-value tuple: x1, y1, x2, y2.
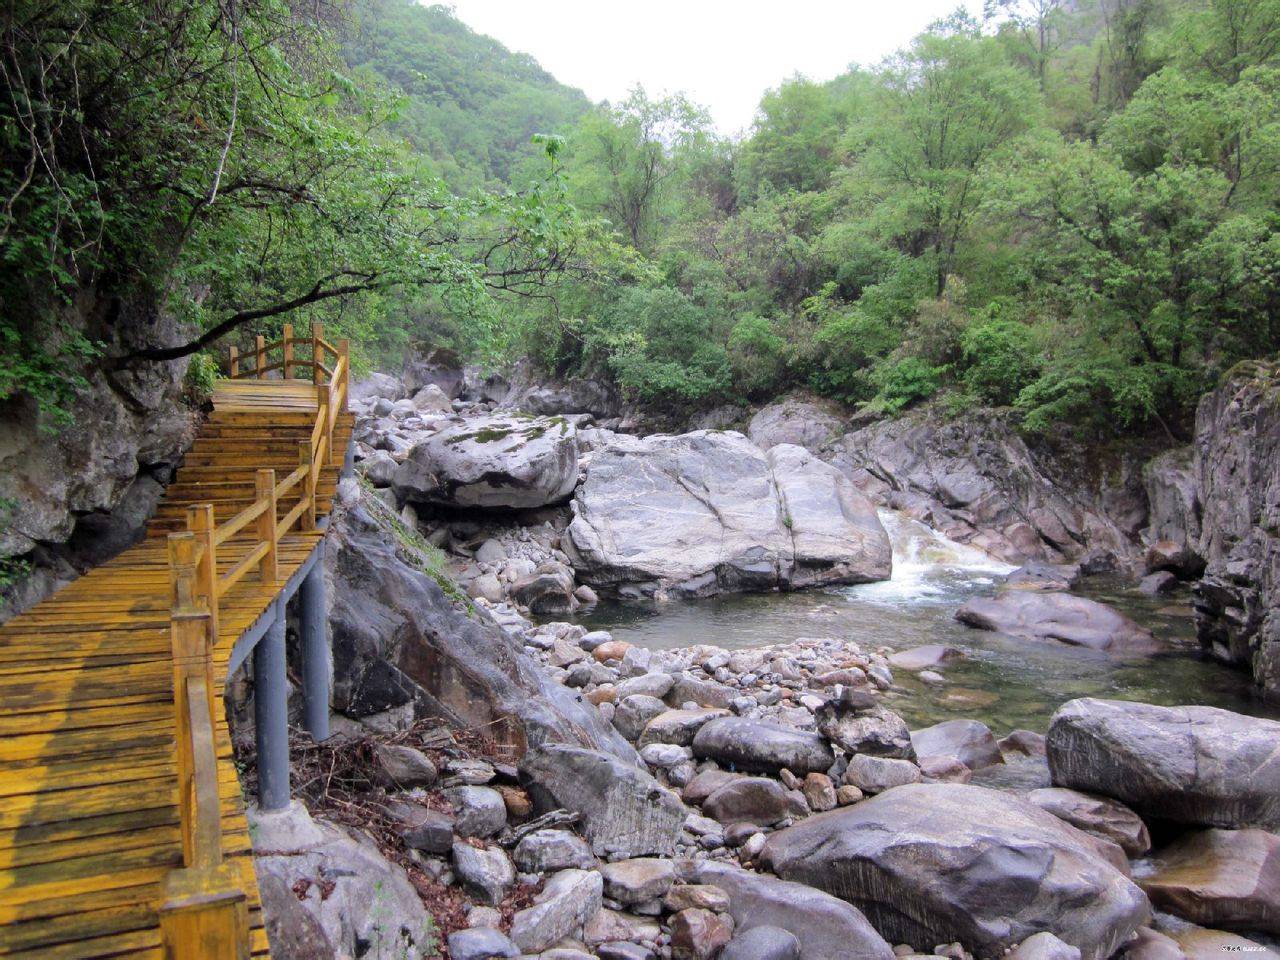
(0, 0, 591, 419)
(501, 0, 1280, 437)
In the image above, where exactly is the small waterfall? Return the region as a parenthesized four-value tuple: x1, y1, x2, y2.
(846, 509, 1016, 603)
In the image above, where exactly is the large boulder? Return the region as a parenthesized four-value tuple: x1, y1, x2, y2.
(509, 868, 603, 953)
(747, 396, 844, 453)
(816, 703, 915, 760)
(1027, 788, 1151, 857)
(566, 432, 889, 596)
(520, 744, 686, 858)
(767, 444, 892, 588)
(518, 379, 620, 419)
(251, 802, 435, 960)
(351, 371, 406, 403)
(760, 783, 1149, 960)
(401, 346, 464, 399)
(955, 591, 1159, 654)
(1046, 698, 1280, 830)
(911, 719, 1003, 772)
(326, 487, 635, 762)
(1193, 360, 1280, 695)
(687, 861, 894, 960)
(692, 717, 835, 775)
(393, 413, 578, 509)
(1138, 828, 1280, 935)
(702, 777, 806, 826)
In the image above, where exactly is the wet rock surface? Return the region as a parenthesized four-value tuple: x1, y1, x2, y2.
(1046, 698, 1280, 830)
(955, 591, 1159, 653)
(1137, 827, 1280, 935)
(760, 783, 1150, 960)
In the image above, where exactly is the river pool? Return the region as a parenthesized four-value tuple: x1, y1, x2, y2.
(567, 511, 1277, 735)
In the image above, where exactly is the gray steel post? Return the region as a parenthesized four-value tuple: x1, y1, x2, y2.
(254, 600, 290, 810)
(299, 543, 331, 742)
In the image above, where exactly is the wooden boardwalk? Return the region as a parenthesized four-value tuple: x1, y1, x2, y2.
(0, 356, 353, 958)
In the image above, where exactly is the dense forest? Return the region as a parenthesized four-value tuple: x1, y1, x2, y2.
(3, 0, 1278, 439)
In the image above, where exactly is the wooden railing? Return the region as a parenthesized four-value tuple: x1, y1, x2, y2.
(158, 323, 348, 957)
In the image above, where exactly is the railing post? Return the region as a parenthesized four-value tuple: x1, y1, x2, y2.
(321, 382, 336, 467)
(187, 504, 219, 642)
(166, 533, 217, 864)
(312, 322, 326, 385)
(299, 440, 317, 530)
(256, 469, 278, 584)
(282, 323, 294, 380)
(255, 335, 266, 379)
(228, 346, 239, 378)
(338, 338, 350, 398)
(159, 862, 250, 960)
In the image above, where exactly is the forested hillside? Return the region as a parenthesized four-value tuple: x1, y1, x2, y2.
(2, 0, 1277, 445)
(492, 0, 1280, 438)
(342, 1, 590, 189)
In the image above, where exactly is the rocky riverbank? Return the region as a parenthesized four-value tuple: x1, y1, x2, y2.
(243, 460, 1280, 959)
(346, 357, 1280, 701)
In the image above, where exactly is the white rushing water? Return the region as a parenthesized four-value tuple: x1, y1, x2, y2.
(843, 509, 1017, 604)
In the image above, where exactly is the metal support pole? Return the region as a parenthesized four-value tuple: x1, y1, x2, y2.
(299, 544, 330, 742)
(254, 601, 290, 811)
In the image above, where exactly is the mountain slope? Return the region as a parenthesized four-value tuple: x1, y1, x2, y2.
(345, 0, 592, 188)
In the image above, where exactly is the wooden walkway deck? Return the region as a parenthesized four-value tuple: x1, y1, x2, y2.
(0, 368, 353, 958)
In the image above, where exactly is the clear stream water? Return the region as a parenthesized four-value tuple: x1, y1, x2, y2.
(571, 510, 1278, 736)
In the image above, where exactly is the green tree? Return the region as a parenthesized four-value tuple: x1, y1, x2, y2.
(0, 0, 584, 419)
(864, 24, 1045, 297)
(567, 88, 713, 250)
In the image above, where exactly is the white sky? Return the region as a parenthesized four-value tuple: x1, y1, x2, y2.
(439, 1, 986, 135)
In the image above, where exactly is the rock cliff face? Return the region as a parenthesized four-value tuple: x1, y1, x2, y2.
(0, 301, 195, 618)
(324, 480, 636, 761)
(829, 408, 1150, 565)
(1193, 361, 1280, 695)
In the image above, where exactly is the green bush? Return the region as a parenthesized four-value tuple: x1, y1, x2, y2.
(593, 286, 731, 404)
(727, 313, 787, 396)
(183, 353, 221, 406)
(871, 357, 945, 412)
(960, 315, 1040, 406)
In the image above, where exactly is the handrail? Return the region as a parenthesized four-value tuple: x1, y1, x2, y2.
(213, 497, 269, 547)
(226, 321, 351, 395)
(163, 321, 348, 957)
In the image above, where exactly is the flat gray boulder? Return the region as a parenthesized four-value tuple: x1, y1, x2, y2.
(760, 783, 1149, 960)
(1046, 698, 1280, 830)
(687, 860, 894, 960)
(509, 867, 603, 953)
(692, 716, 834, 775)
(520, 744, 686, 858)
(767, 444, 892, 588)
(393, 413, 578, 509)
(565, 432, 889, 595)
(956, 591, 1159, 654)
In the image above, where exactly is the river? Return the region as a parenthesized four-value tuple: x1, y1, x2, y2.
(570, 510, 1276, 734)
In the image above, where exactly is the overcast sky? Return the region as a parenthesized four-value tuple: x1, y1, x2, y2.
(441, 1, 985, 135)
